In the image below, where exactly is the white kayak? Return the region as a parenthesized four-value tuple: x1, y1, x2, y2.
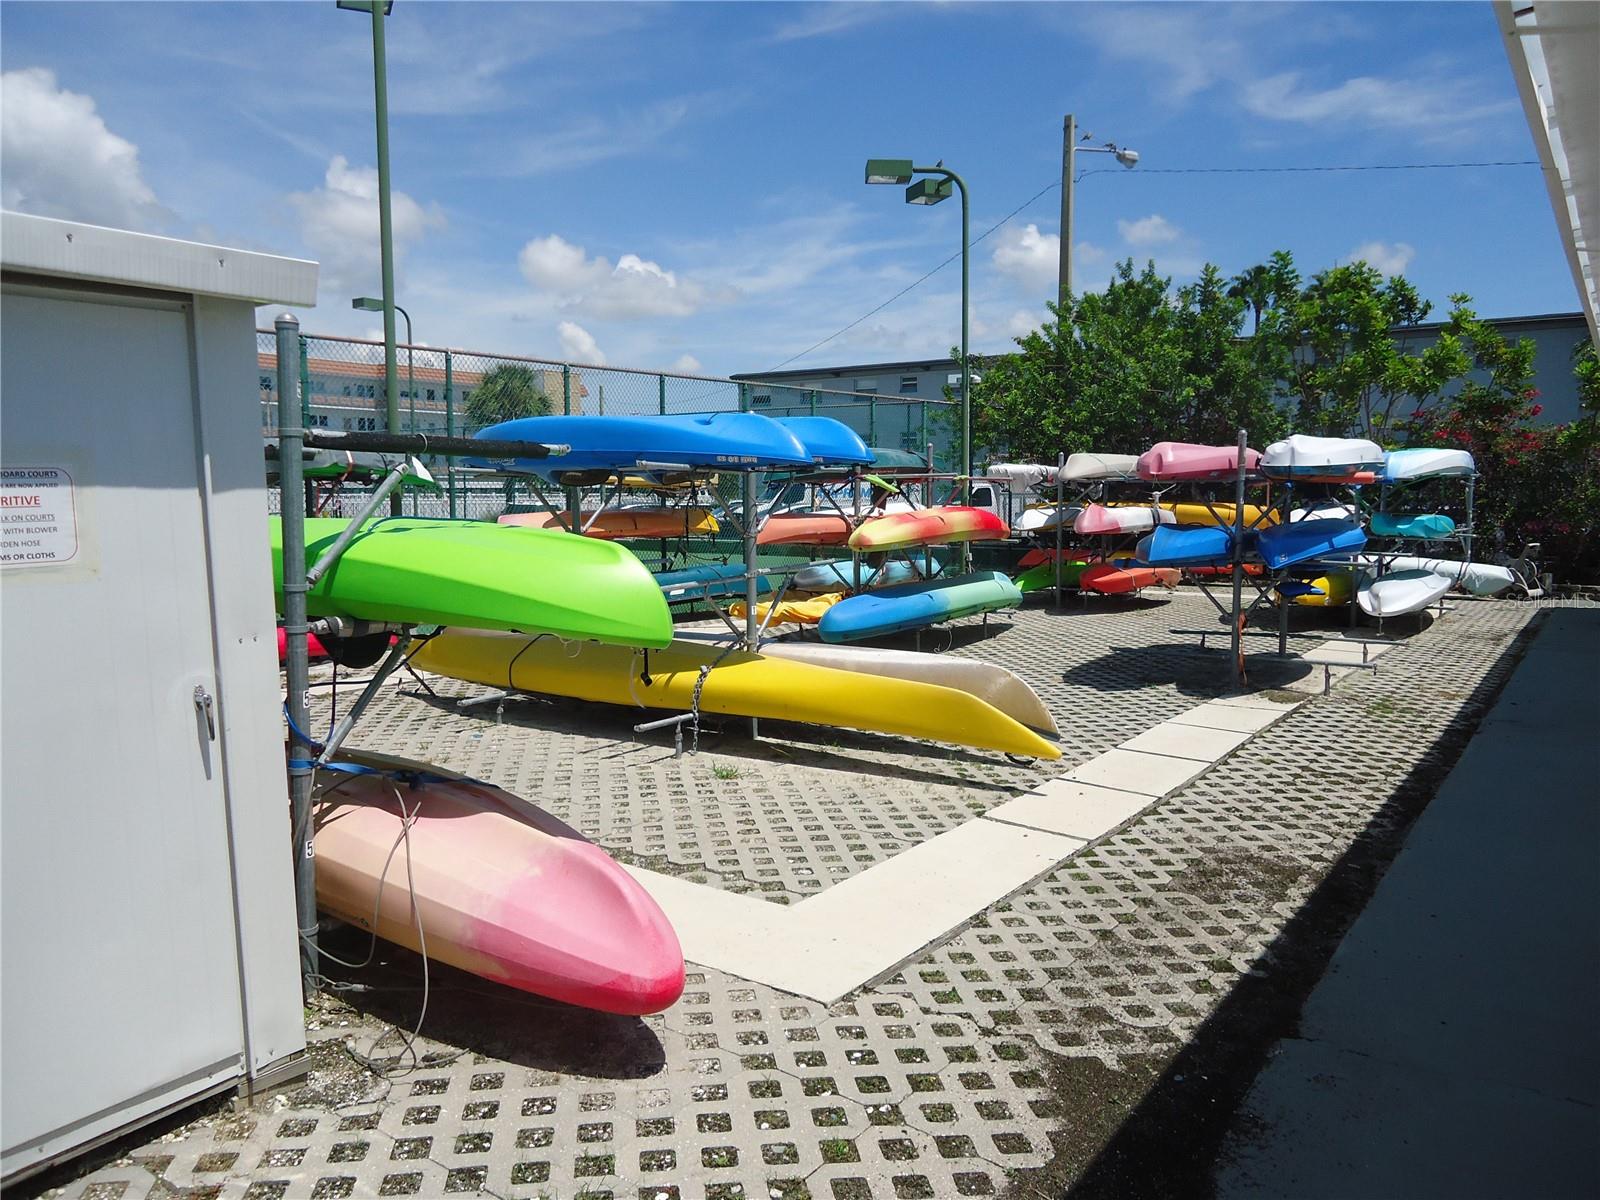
(1381, 448, 1476, 482)
(1015, 504, 1081, 533)
(1289, 502, 1360, 523)
(1357, 554, 1519, 597)
(1073, 503, 1172, 536)
(1262, 434, 1386, 478)
(675, 630, 1058, 735)
(986, 463, 1056, 489)
(1060, 452, 1141, 483)
(1358, 569, 1453, 617)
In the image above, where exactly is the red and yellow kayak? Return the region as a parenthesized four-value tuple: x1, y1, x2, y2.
(848, 506, 1008, 551)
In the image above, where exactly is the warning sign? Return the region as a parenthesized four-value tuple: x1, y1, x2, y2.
(0, 467, 79, 568)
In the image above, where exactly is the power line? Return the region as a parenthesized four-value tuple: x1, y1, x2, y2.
(768, 159, 1541, 371)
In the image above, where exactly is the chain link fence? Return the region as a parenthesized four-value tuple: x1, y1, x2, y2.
(259, 331, 958, 596)
(259, 330, 957, 525)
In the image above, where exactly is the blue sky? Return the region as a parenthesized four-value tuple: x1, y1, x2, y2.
(0, 2, 1577, 377)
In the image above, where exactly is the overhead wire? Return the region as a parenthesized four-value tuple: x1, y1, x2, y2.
(767, 158, 1542, 372)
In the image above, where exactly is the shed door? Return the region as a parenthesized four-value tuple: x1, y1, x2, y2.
(2, 287, 246, 1168)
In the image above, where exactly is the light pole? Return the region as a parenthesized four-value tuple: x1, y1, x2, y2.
(1057, 115, 1140, 309)
(352, 296, 412, 433)
(865, 158, 970, 507)
(338, 0, 401, 511)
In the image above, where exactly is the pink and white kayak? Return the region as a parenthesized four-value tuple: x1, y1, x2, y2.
(313, 751, 685, 1015)
(1137, 441, 1262, 482)
(848, 505, 1009, 551)
(1073, 504, 1173, 536)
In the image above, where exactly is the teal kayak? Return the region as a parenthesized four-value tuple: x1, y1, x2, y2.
(271, 516, 673, 647)
(817, 571, 1022, 643)
(654, 562, 775, 600)
(1370, 512, 1456, 540)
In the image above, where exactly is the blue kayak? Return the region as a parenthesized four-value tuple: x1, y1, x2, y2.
(817, 571, 1022, 643)
(1136, 525, 1255, 567)
(654, 562, 775, 600)
(1370, 512, 1456, 540)
(1257, 517, 1367, 569)
(774, 417, 874, 466)
(793, 557, 942, 592)
(472, 413, 812, 480)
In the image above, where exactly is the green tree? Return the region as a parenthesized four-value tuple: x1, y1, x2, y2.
(466, 363, 552, 429)
(1261, 258, 1465, 440)
(1227, 262, 1273, 335)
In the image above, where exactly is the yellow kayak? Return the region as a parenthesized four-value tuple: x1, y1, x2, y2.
(1279, 570, 1355, 607)
(728, 592, 844, 626)
(1108, 501, 1279, 528)
(411, 629, 1061, 760)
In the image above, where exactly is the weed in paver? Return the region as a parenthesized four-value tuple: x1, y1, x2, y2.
(866, 1102, 904, 1126)
(510, 1161, 550, 1185)
(766, 1179, 811, 1200)
(830, 1178, 871, 1199)
(712, 764, 741, 780)
(193, 1151, 238, 1172)
(516, 1126, 554, 1148)
(952, 1172, 996, 1195)
(241, 1185, 290, 1200)
(378, 1172, 422, 1196)
(574, 1152, 615, 1176)
(327, 1141, 369, 1163)
(453, 1132, 492, 1153)
(310, 1177, 356, 1199)
(697, 1112, 733, 1134)
(811, 1107, 848, 1127)
(801, 1076, 837, 1096)
(892, 1176, 937, 1199)
(819, 1138, 860, 1164)
(639, 1149, 676, 1171)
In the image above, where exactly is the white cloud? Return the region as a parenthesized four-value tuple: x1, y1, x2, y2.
(518, 234, 720, 319)
(1349, 240, 1416, 276)
(0, 67, 166, 230)
(670, 354, 703, 374)
(765, 2, 895, 43)
(287, 156, 444, 292)
(557, 320, 606, 365)
(1117, 214, 1180, 246)
(991, 223, 1059, 292)
(1241, 72, 1515, 135)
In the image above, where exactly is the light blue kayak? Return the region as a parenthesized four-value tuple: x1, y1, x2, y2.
(1370, 512, 1456, 540)
(472, 413, 812, 481)
(1136, 525, 1255, 567)
(817, 571, 1022, 643)
(1257, 517, 1367, 569)
(1381, 448, 1476, 482)
(793, 557, 943, 592)
(654, 562, 775, 600)
(774, 417, 873, 466)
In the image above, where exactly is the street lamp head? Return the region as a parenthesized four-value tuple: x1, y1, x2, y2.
(335, 0, 394, 13)
(904, 177, 953, 206)
(865, 158, 914, 185)
(351, 296, 383, 312)
(1115, 147, 1140, 168)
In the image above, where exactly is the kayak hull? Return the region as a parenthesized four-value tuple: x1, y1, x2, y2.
(1370, 512, 1456, 540)
(655, 563, 774, 601)
(1075, 505, 1168, 536)
(758, 513, 854, 546)
(1257, 518, 1368, 570)
(1261, 434, 1385, 479)
(1014, 559, 1088, 593)
(1137, 525, 1252, 567)
(1137, 442, 1262, 482)
(818, 571, 1023, 642)
(1080, 564, 1179, 594)
(774, 417, 873, 466)
(499, 508, 718, 539)
(849, 506, 1009, 551)
(270, 517, 673, 647)
(1358, 569, 1453, 617)
(792, 558, 939, 592)
(1060, 452, 1141, 483)
(1279, 571, 1356, 607)
(473, 413, 812, 481)
(412, 630, 1061, 760)
(1356, 555, 1517, 597)
(1381, 448, 1476, 482)
(313, 754, 684, 1015)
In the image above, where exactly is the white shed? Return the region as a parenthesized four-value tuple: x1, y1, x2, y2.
(1, 211, 318, 1182)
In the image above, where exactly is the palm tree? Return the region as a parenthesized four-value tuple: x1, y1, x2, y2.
(465, 363, 552, 430)
(1227, 264, 1273, 335)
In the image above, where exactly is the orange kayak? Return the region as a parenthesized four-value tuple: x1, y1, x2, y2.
(499, 508, 718, 539)
(1080, 564, 1180, 594)
(848, 506, 1008, 551)
(758, 512, 853, 546)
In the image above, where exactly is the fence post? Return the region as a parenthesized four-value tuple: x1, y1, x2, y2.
(299, 336, 314, 514)
(808, 389, 817, 417)
(562, 363, 571, 416)
(658, 374, 667, 415)
(868, 397, 877, 446)
(920, 401, 929, 461)
(738, 382, 749, 413)
(444, 350, 456, 518)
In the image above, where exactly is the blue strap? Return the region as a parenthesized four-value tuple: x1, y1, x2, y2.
(317, 760, 479, 789)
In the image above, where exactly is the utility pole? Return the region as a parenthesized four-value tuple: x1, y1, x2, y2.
(1058, 113, 1075, 313)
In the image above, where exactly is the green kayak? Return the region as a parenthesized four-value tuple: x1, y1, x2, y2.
(271, 517, 673, 647)
(1014, 559, 1088, 594)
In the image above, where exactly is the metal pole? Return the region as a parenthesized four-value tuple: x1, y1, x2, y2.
(1054, 451, 1065, 605)
(1464, 474, 1476, 563)
(299, 335, 315, 517)
(563, 364, 580, 533)
(275, 312, 317, 994)
(743, 467, 759, 740)
(366, 0, 401, 513)
(444, 351, 456, 518)
(658, 374, 667, 415)
(1058, 113, 1075, 310)
(1230, 428, 1248, 687)
(399, 304, 413, 512)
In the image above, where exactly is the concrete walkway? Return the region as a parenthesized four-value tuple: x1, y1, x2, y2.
(1216, 608, 1600, 1198)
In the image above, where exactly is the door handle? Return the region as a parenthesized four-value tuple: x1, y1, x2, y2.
(193, 685, 216, 741)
